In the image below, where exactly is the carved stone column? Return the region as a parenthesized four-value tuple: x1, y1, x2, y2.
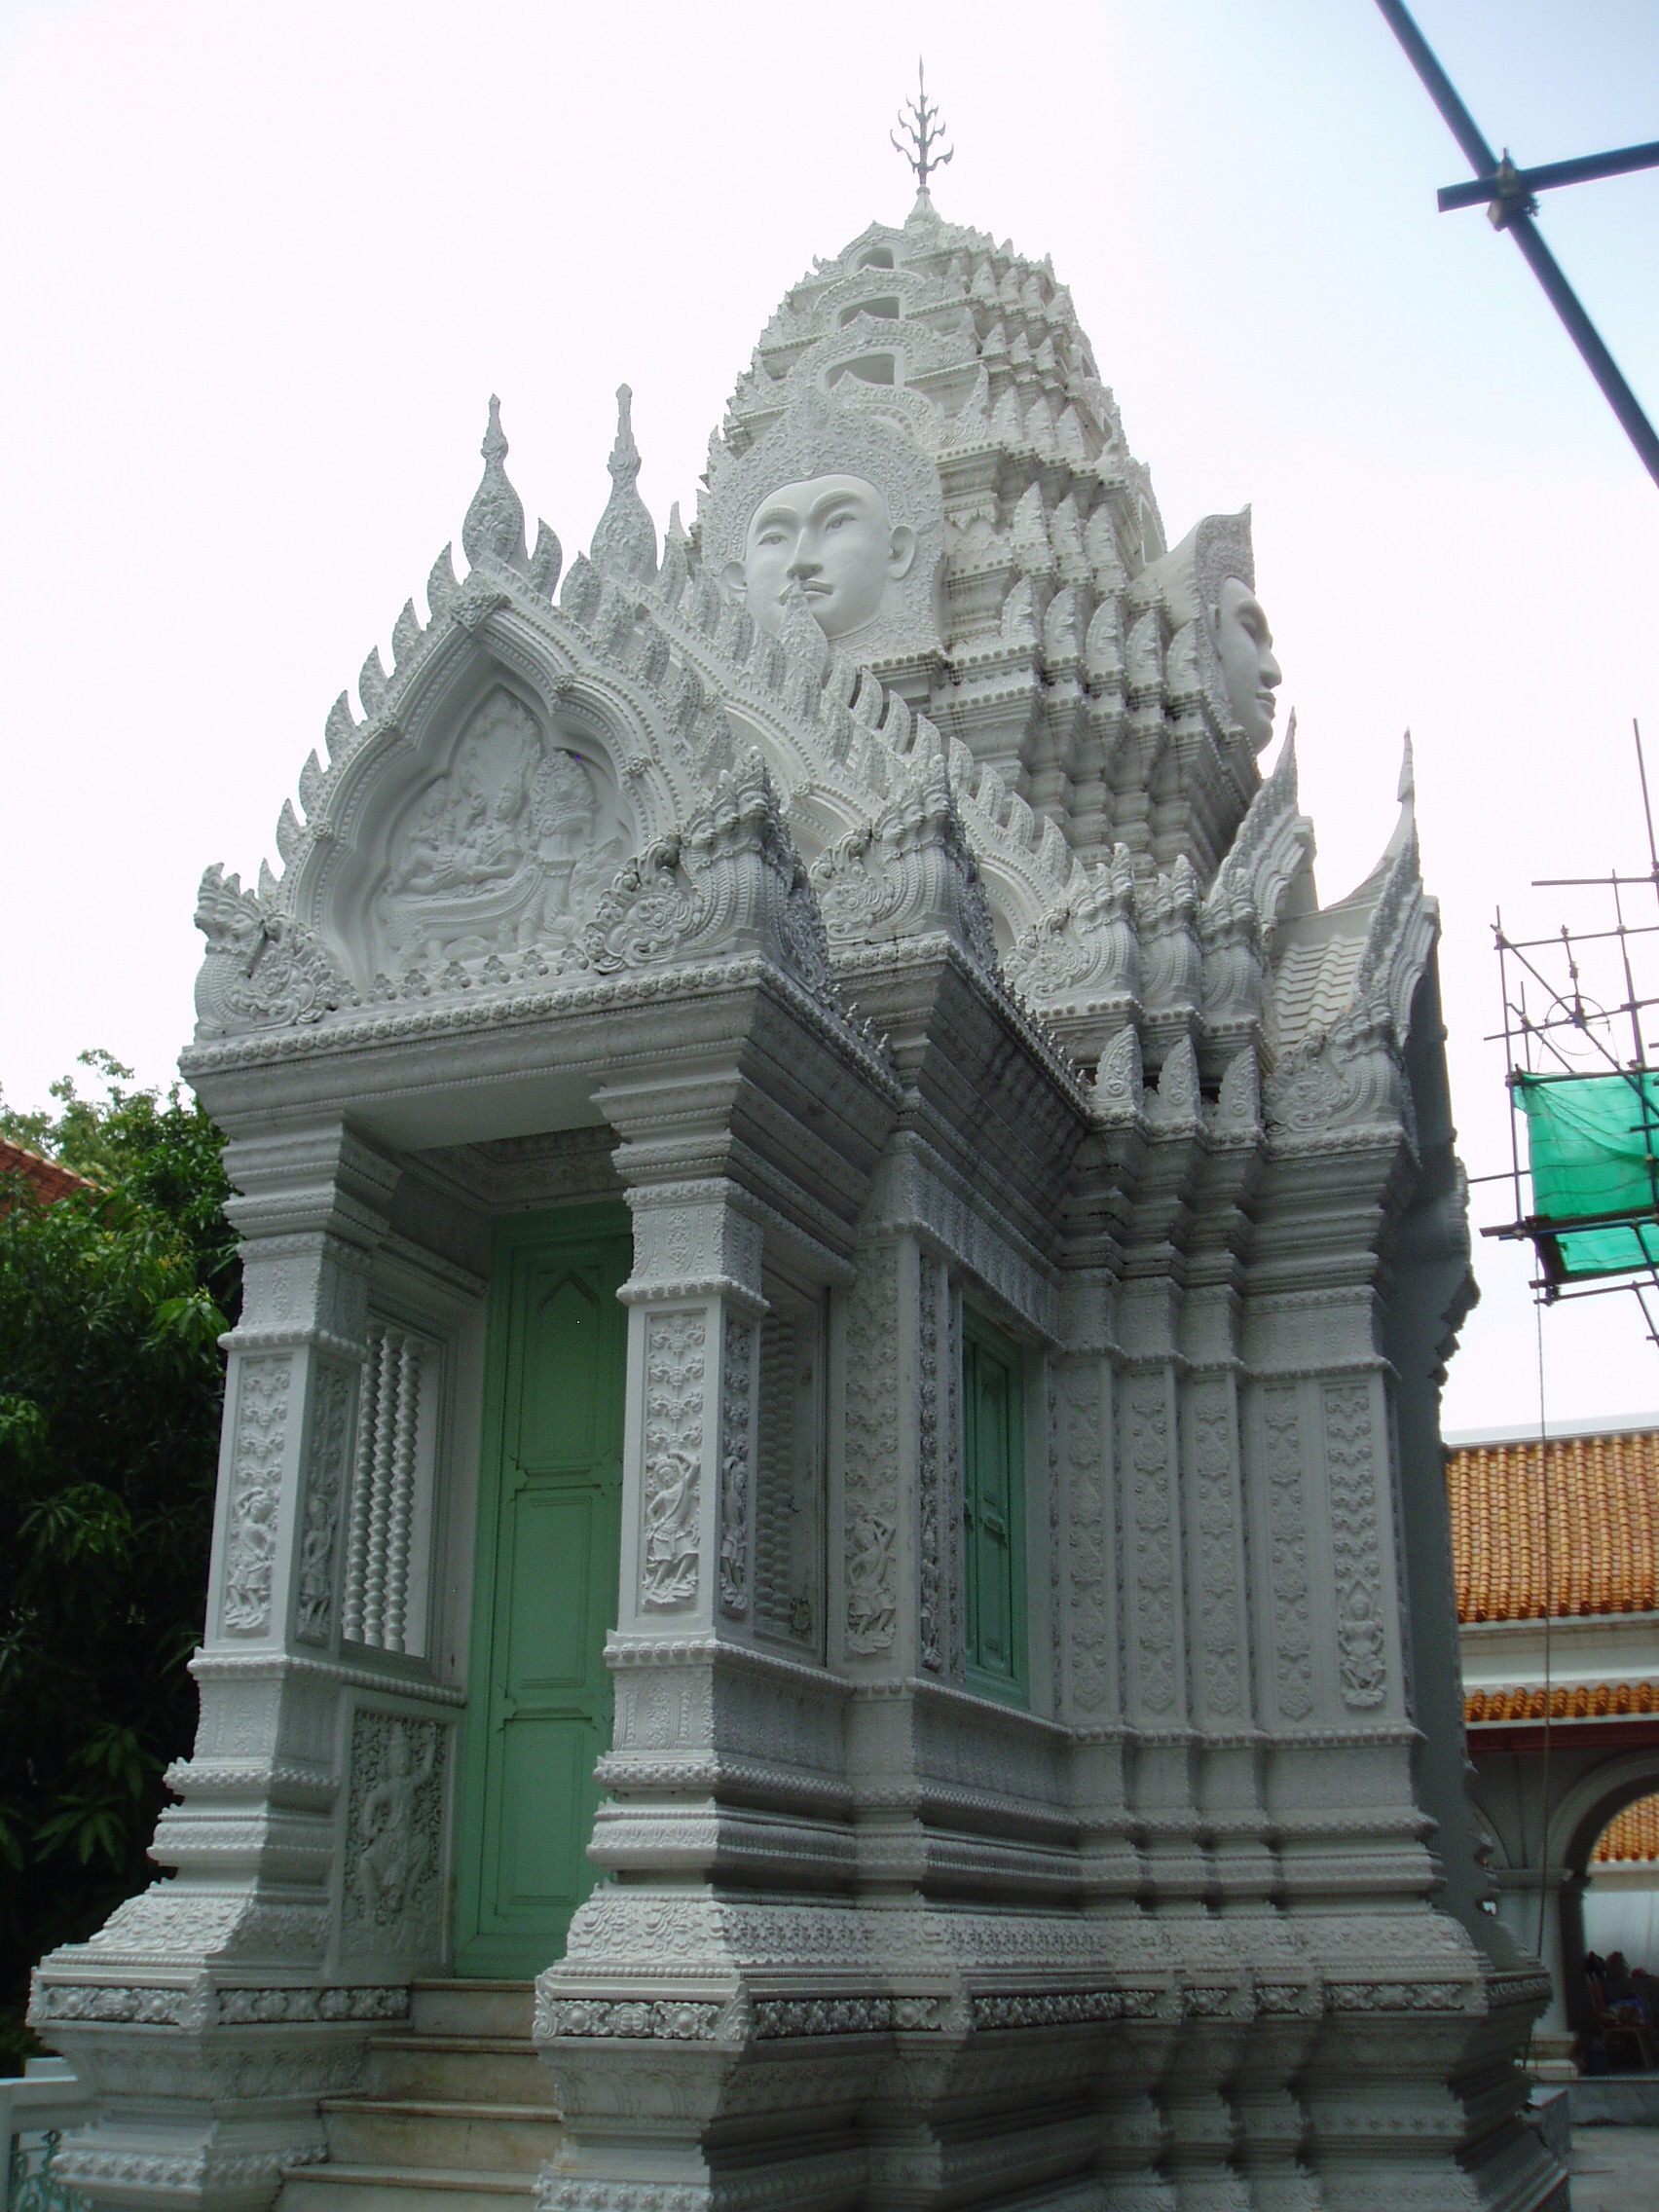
(30, 1125, 422, 2212)
(577, 1162, 862, 1894)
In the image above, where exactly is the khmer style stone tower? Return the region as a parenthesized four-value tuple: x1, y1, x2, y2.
(33, 174, 1566, 2212)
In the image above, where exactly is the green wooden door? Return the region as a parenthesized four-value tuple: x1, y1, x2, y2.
(455, 1203, 630, 1976)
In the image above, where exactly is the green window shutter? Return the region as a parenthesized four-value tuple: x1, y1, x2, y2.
(962, 1312, 1027, 1705)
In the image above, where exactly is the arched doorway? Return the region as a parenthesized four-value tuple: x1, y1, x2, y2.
(1547, 1752, 1659, 2039)
(1583, 1792, 1659, 1976)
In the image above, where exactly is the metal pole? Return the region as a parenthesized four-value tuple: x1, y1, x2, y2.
(1375, 0, 1659, 491)
(1437, 138, 1659, 213)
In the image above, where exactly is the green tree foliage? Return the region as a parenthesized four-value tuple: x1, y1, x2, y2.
(0, 1054, 238, 2071)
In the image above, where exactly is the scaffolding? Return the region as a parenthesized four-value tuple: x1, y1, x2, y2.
(1486, 724, 1659, 1353)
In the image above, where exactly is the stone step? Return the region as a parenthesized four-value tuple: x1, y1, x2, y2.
(320, 2099, 563, 2174)
(407, 1980, 535, 2041)
(278, 2164, 535, 2212)
(364, 2035, 553, 2107)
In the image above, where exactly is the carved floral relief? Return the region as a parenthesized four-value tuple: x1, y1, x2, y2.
(752, 1297, 825, 1650)
(1065, 1370, 1110, 1717)
(1127, 1377, 1176, 1715)
(1262, 1383, 1313, 1721)
(1323, 1381, 1388, 1710)
(221, 1357, 292, 1638)
(1189, 1381, 1243, 1718)
(844, 1245, 900, 1655)
(719, 1314, 755, 1619)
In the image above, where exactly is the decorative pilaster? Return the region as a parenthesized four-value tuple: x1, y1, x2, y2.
(840, 1237, 903, 1662)
(1115, 1288, 1209, 1910)
(1236, 1293, 1430, 1915)
(1177, 1286, 1274, 1916)
(28, 1125, 452, 2212)
(615, 1181, 764, 1641)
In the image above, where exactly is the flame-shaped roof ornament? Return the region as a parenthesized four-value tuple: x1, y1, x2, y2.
(590, 383, 658, 582)
(461, 394, 527, 571)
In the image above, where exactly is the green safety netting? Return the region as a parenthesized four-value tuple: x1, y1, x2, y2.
(1515, 1070, 1659, 1281)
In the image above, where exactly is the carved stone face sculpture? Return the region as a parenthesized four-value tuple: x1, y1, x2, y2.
(725, 473, 917, 643)
(1136, 510, 1280, 755)
(1213, 575, 1282, 753)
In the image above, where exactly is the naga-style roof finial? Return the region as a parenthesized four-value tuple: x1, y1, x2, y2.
(461, 394, 527, 571)
(891, 58, 953, 206)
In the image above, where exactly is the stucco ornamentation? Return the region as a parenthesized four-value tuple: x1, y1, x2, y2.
(221, 1357, 291, 1637)
(584, 753, 837, 1011)
(1263, 1383, 1313, 1721)
(1190, 1381, 1242, 1716)
(642, 1311, 707, 1610)
(1128, 1378, 1177, 1714)
(844, 1244, 900, 1654)
(809, 745, 997, 971)
(194, 871, 350, 1039)
(1066, 1370, 1109, 1716)
(1324, 1382, 1388, 1710)
(342, 1712, 447, 1961)
(375, 687, 627, 981)
(719, 1315, 756, 1619)
(295, 1360, 352, 1646)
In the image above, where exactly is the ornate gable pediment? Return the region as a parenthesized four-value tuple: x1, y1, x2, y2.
(197, 375, 1124, 1046)
(189, 399, 1042, 1062)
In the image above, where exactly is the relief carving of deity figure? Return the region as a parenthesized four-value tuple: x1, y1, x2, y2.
(723, 473, 917, 645)
(642, 1448, 701, 1606)
(375, 688, 626, 976)
(355, 1723, 436, 1932)
(1141, 509, 1282, 754)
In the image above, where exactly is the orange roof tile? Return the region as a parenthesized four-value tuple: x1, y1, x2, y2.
(1595, 1792, 1659, 1863)
(1447, 1432, 1659, 1622)
(0, 1135, 88, 1209)
(1466, 1680, 1659, 1724)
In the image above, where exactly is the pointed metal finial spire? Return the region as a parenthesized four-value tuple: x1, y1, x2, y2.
(892, 59, 952, 203)
(462, 393, 527, 571)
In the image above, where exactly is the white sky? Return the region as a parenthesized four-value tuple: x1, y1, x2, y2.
(2, 0, 1657, 1431)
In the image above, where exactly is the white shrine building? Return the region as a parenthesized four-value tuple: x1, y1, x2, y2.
(33, 182, 1566, 2212)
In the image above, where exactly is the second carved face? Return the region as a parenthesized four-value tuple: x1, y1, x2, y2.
(1213, 575, 1282, 753)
